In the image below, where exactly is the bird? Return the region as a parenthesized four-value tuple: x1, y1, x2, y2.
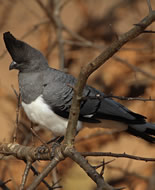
(3, 31, 155, 143)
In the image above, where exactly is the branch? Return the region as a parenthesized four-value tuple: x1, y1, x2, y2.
(27, 156, 63, 190)
(64, 147, 114, 190)
(64, 10, 155, 145)
(52, 0, 65, 70)
(24, 160, 54, 189)
(147, 0, 153, 13)
(143, 30, 155, 33)
(0, 143, 50, 161)
(82, 94, 155, 102)
(0, 143, 64, 189)
(20, 161, 32, 190)
(114, 56, 155, 80)
(0, 179, 11, 190)
(81, 152, 155, 162)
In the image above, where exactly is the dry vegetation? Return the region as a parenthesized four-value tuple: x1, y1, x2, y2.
(0, 0, 155, 190)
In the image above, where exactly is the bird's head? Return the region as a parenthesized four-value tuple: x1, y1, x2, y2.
(3, 32, 48, 72)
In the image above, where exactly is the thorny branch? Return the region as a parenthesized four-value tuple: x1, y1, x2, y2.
(1, 142, 155, 189)
(82, 94, 155, 102)
(81, 152, 155, 162)
(64, 9, 155, 146)
(1, 143, 155, 163)
(1, 1, 155, 190)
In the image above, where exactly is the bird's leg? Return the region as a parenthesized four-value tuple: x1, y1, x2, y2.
(46, 136, 61, 145)
(50, 136, 64, 158)
(37, 136, 64, 157)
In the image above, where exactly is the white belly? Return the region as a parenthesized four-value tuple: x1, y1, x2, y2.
(22, 95, 82, 136)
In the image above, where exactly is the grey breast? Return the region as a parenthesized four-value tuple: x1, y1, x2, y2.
(18, 71, 43, 104)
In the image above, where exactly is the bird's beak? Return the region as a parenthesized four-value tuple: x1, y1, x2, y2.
(9, 61, 17, 70)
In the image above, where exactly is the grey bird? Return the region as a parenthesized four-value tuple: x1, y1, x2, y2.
(3, 32, 155, 142)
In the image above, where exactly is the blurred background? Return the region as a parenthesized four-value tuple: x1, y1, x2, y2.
(0, 0, 155, 189)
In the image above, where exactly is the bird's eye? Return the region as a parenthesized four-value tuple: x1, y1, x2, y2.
(43, 84, 47, 87)
(12, 61, 17, 65)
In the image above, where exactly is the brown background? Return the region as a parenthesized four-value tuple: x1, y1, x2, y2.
(0, 0, 155, 189)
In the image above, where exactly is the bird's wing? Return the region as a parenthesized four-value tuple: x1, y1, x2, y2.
(43, 68, 146, 124)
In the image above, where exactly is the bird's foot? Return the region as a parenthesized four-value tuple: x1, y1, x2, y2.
(50, 141, 61, 158)
(50, 136, 64, 158)
(37, 144, 49, 154)
(36, 136, 64, 159)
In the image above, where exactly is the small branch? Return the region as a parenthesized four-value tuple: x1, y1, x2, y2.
(63, 24, 92, 44)
(82, 94, 155, 102)
(24, 161, 53, 189)
(52, 178, 62, 190)
(27, 148, 64, 190)
(36, 0, 65, 70)
(20, 161, 32, 190)
(81, 152, 155, 162)
(93, 159, 115, 170)
(114, 56, 155, 80)
(0, 179, 11, 190)
(36, 0, 55, 24)
(11, 86, 21, 142)
(64, 10, 155, 145)
(51, 168, 61, 190)
(143, 30, 155, 33)
(64, 147, 114, 190)
(147, 0, 153, 13)
(52, 0, 65, 70)
(64, 39, 155, 80)
(29, 123, 49, 151)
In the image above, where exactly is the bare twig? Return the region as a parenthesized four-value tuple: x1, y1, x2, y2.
(36, 0, 55, 25)
(0, 179, 11, 190)
(63, 24, 92, 44)
(20, 161, 32, 190)
(64, 147, 114, 190)
(143, 30, 155, 33)
(11, 86, 21, 142)
(2, 2, 155, 190)
(24, 161, 53, 189)
(52, 0, 65, 70)
(21, 20, 50, 39)
(82, 94, 155, 102)
(36, 0, 65, 70)
(52, 178, 62, 190)
(27, 148, 64, 190)
(30, 123, 50, 151)
(64, 39, 155, 81)
(147, 0, 153, 13)
(94, 159, 115, 170)
(114, 56, 155, 80)
(51, 168, 61, 190)
(64, 10, 155, 145)
(81, 152, 155, 162)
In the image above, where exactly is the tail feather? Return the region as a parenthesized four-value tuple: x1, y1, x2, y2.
(128, 123, 155, 143)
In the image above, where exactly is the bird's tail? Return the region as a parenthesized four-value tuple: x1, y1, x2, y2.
(128, 123, 155, 143)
